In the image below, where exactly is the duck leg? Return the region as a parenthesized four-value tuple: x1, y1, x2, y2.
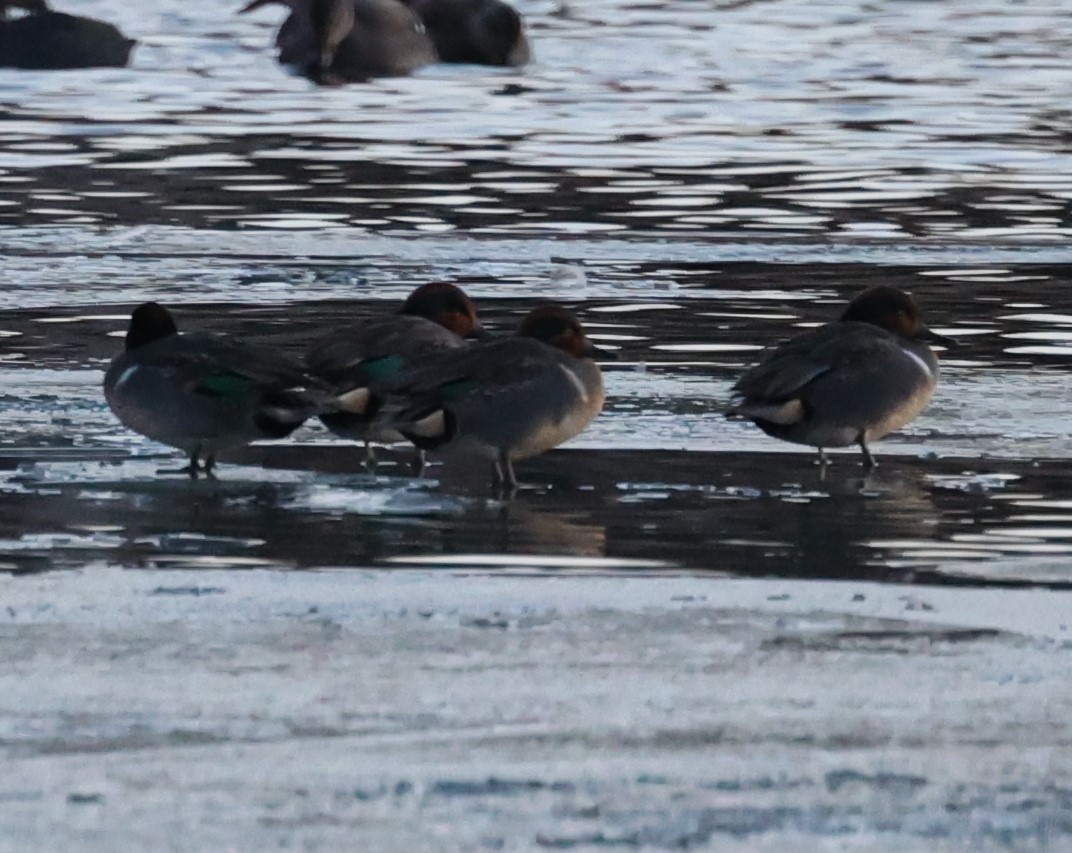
(156, 449, 201, 478)
(202, 454, 218, 479)
(858, 439, 877, 469)
(411, 448, 427, 477)
(363, 441, 378, 473)
(493, 451, 518, 493)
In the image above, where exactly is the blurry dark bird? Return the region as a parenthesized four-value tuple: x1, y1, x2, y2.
(0, 0, 134, 69)
(240, 0, 306, 64)
(400, 0, 530, 66)
(241, 0, 436, 81)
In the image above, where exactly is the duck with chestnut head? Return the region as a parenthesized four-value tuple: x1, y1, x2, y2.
(361, 305, 611, 489)
(728, 286, 953, 467)
(306, 281, 484, 469)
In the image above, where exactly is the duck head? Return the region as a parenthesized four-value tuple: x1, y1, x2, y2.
(401, 281, 485, 338)
(126, 302, 179, 351)
(518, 305, 613, 358)
(477, 2, 530, 66)
(840, 286, 954, 346)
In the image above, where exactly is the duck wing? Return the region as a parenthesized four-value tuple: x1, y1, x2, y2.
(379, 336, 554, 399)
(135, 334, 329, 414)
(369, 337, 565, 432)
(306, 315, 464, 387)
(732, 322, 900, 403)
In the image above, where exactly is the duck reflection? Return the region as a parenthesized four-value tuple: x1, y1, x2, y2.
(466, 501, 606, 559)
(518, 450, 954, 582)
(1, 448, 1069, 587)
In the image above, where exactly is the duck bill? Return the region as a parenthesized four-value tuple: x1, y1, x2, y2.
(465, 322, 490, 340)
(582, 341, 618, 359)
(918, 327, 956, 348)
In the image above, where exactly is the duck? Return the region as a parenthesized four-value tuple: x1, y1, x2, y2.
(363, 305, 610, 489)
(400, 0, 530, 66)
(104, 303, 331, 479)
(0, 0, 134, 69)
(240, 0, 436, 81)
(305, 281, 483, 469)
(727, 286, 952, 467)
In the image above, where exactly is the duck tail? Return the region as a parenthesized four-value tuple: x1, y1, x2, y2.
(370, 392, 457, 451)
(255, 385, 333, 437)
(399, 407, 456, 451)
(333, 386, 371, 415)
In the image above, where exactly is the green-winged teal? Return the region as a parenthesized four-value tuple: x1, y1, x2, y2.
(306, 281, 483, 468)
(104, 303, 329, 478)
(729, 286, 951, 467)
(365, 305, 610, 489)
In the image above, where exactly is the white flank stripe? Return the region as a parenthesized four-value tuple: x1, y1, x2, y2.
(115, 365, 138, 389)
(557, 364, 588, 402)
(901, 347, 934, 380)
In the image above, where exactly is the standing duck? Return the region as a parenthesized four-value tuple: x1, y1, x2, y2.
(366, 305, 609, 489)
(400, 0, 529, 66)
(104, 303, 331, 478)
(240, 0, 436, 81)
(728, 286, 952, 467)
(306, 281, 483, 468)
(0, 0, 134, 69)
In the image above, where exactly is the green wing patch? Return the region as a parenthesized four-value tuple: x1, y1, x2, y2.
(438, 376, 478, 399)
(360, 354, 407, 382)
(194, 371, 254, 398)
